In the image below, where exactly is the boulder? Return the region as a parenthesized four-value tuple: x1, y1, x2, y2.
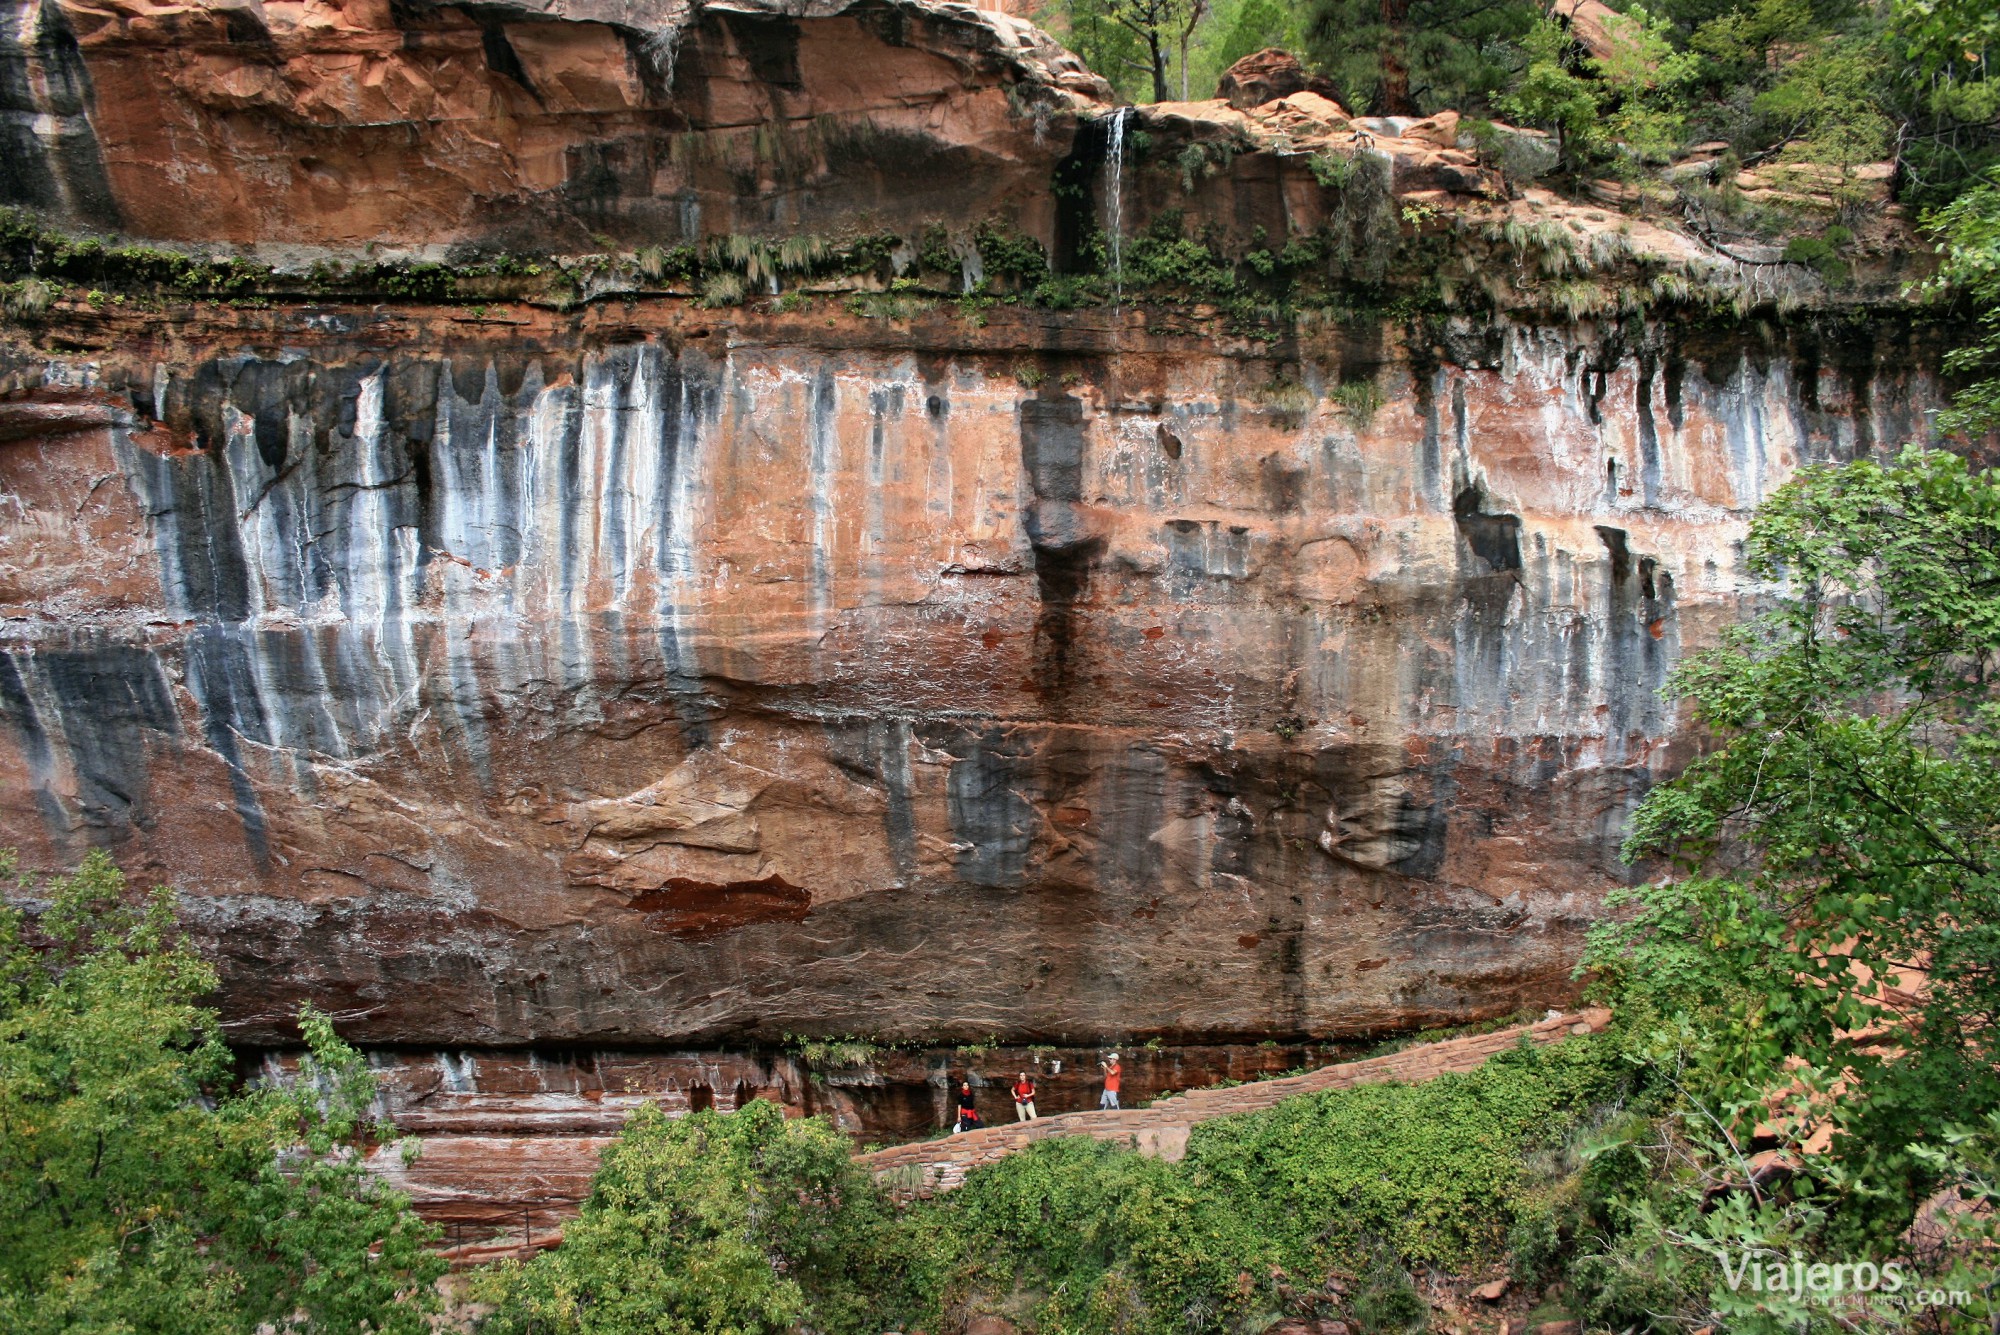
(1549, 0, 1637, 64)
(1406, 110, 1461, 149)
(1216, 48, 1346, 113)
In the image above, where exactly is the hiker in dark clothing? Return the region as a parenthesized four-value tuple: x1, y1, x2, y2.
(954, 1079, 982, 1133)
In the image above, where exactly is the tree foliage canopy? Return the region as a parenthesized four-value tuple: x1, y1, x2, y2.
(1307, 0, 1542, 117)
(0, 850, 442, 1334)
(1928, 169, 2000, 438)
(1588, 447, 2000, 1203)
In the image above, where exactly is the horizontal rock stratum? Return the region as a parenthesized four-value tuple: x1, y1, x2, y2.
(0, 0, 1956, 1058)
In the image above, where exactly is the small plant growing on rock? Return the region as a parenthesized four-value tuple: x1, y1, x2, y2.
(700, 271, 747, 307)
(1309, 151, 1359, 189)
(972, 221, 1049, 290)
(786, 1034, 880, 1071)
(1175, 140, 1243, 193)
(0, 278, 56, 317)
(1330, 379, 1384, 427)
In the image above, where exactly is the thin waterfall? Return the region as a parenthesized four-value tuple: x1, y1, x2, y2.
(1107, 106, 1129, 302)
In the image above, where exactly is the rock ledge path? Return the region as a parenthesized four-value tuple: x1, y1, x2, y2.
(856, 1008, 1611, 1200)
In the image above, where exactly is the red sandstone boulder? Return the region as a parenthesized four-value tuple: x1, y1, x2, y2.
(1551, 0, 1640, 64)
(1406, 110, 1461, 149)
(1215, 48, 1345, 113)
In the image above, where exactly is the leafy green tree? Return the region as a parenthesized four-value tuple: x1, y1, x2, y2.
(1178, 0, 1302, 99)
(1892, 0, 2000, 205)
(1504, 20, 1606, 167)
(1906, 1110, 2000, 1323)
(1504, 5, 1697, 168)
(1926, 167, 2000, 437)
(1586, 445, 2000, 1222)
(1305, 0, 1542, 116)
(1040, 0, 1150, 102)
(1043, 0, 1212, 102)
(1685, 0, 1820, 79)
(480, 1099, 909, 1335)
(1751, 36, 1893, 180)
(1210, 0, 1294, 71)
(1595, 5, 1703, 163)
(0, 849, 443, 1333)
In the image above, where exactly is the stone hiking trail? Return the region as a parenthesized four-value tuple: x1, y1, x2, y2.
(436, 1008, 1609, 1264)
(858, 1008, 1612, 1200)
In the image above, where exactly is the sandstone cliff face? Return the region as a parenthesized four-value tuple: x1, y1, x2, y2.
(0, 0, 1953, 1058)
(3, 0, 1104, 248)
(0, 300, 1945, 1046)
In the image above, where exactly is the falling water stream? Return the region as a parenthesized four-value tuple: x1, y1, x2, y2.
(1107, 106, 1128, 305)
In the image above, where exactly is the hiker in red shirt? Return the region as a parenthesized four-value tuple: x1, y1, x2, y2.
(1098, 1052, 1121, 1110)
(1011, 1071, 1037, 1121)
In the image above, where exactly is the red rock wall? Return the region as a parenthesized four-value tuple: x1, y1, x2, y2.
(3, 0, 1105, 248)
(0, 0, 1957, 1059)
(0, 300, 1949, 1049)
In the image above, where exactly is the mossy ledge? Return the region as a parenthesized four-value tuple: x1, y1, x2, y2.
(0, 195, 1945, 343)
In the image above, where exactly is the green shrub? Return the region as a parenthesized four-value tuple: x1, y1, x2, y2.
(909, 1137, 1272, 1335)
(973, 222, 1050, 289)
(1781, 232, 1849, 283)
(1187, 1038, 1626, 1270)
(1347, 1251, 1429, 1334)
(480, 1100, 906, 1335)
(1030, 274, 1109, 309)
(1309, 151, 1359, 189)
(1507, 1190, 1566, 1283)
